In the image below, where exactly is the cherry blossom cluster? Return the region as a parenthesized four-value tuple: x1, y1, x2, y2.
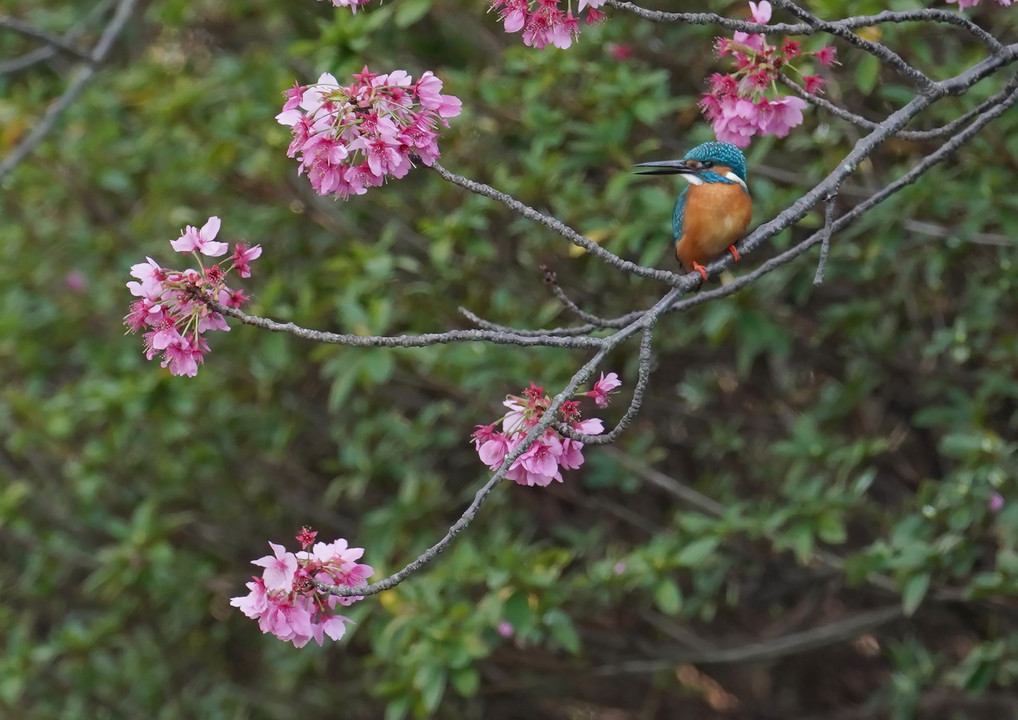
(231, 528, 373, 647)
(701, 1, 837, 148)
(948, 0, 1013, 7)
(472, 373, 621, 487)
(276, 67, 462, 199)
(489, 0, 607, 50)
(317, 0, 371, 11)
(125, 217, 260, 377)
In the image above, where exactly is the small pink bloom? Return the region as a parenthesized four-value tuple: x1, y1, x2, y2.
(802, 74, 826, 95)
(171, 216, 228, 257)
(607, 43, 632, 59)
(296, 526, 318, 549)
(585, 371, 621, 408)
(252, 542, 299, 592)
(812, 45, 838, 68)
(230, 577, 268, 618)
(64, 271, 88, 293)
(990, 493, 1005, 512)
(498, 621, 514, 638)
(127, 257, 165, 299)
(757, 96, 807, 138)
(748, 0, 771, 22)
(231, 243, 262, 278)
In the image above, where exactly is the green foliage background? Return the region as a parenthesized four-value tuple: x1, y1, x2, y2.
(1, 1, 1017, 717)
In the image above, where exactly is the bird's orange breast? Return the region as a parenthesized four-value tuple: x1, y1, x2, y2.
(676, 182, 752, 272)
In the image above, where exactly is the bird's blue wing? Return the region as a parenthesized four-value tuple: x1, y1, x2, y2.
(671, 187, 688, 242)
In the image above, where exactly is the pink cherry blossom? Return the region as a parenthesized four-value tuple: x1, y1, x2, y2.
(812, 45, 838, 68)
(318, 0, 371, 11)
(252, 542, 299, 591)
(472, 377, 618, 487)
(124, 217, 257, 376)
(757, 96, 807, 138)
(277, 67, 461, 200)
(231, 530, 372, 647)
(490, 0, 605, 48)
(700, 1, 831, 145)
(585, 372, 621, 408)
(231, 243, 262, 278)
(170, 216, 228, 257)
(947, 0, 1013, 7)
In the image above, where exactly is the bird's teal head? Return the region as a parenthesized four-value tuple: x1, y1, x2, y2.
(634, 141, 748, 187)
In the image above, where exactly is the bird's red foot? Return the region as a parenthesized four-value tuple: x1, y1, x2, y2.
(692, 262, 708, 281)
(728, 245, 740, 261)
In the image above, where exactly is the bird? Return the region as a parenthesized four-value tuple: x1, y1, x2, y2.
(635, 141, 752, 280)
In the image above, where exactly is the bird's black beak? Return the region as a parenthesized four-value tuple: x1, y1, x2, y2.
(633, 159, 697, 176)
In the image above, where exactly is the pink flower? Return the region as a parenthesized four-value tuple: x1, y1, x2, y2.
(990, 493, 1005, 512)
(802, 74, 826, 95)
(296, 526, 318, 549)
(170, 216, 228, 257)
(748, 0, 771, 23)
(125, 217, 255, 377)
(231, 243, 262, 278)
(585, 372, 621, 408)
(127, 257, 166, 299)
(812, 45, 838, 68)
(252, 542, 298, 591)
(473, 379, 613, 487)
(756, 96, 807, 138)
(64, 271, 88, 293)
(498, 621, 514, 638)
(319, 0, 371, 11)
(706, 96, 760, 148)
(232, 534, 373, 647)
(277, 67, 461, 200)
(700, 0, 823, 146)
(231, 577, 268, 618)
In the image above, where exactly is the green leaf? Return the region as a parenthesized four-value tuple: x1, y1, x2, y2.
(902, 573, 931, 617)
(856, 54, 882, 95)
(675, 537, 721, 567)
(817, 511, 847, 545)
(414, 664, 446, 715)
(544, 609, 581, 655)
(451, 667, 479, 697)
(502, 591, 532, 630)
(654, 578, 683, 615)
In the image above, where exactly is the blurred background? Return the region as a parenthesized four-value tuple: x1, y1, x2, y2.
(2, 1, 1018, 717)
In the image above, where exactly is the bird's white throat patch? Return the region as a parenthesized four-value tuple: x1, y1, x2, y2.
(724, 171, 748, 189)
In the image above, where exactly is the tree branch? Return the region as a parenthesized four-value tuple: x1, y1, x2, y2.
(0, 0, 138, 183)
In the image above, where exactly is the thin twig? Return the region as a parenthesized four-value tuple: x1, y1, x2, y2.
(813, 185, 840, 285)
(317, 288, 683, 597)
(542, 264, 612, 327)
(0, 17, 95, 63)
(594, 605, 902, 672)
(0, 0, 138, 182)
(430, 162, 691, 288)
(606, 2, 1002, 53)
(770, 0, 937, 91)
(212, 301, 605, 350)
(557, 327, 655, 445)
(0, 0, 116, 76)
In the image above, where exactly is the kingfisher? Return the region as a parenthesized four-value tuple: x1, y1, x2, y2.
(635, 141, 752, 280)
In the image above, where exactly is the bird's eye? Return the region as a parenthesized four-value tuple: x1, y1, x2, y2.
(701, 161, 714, 169)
